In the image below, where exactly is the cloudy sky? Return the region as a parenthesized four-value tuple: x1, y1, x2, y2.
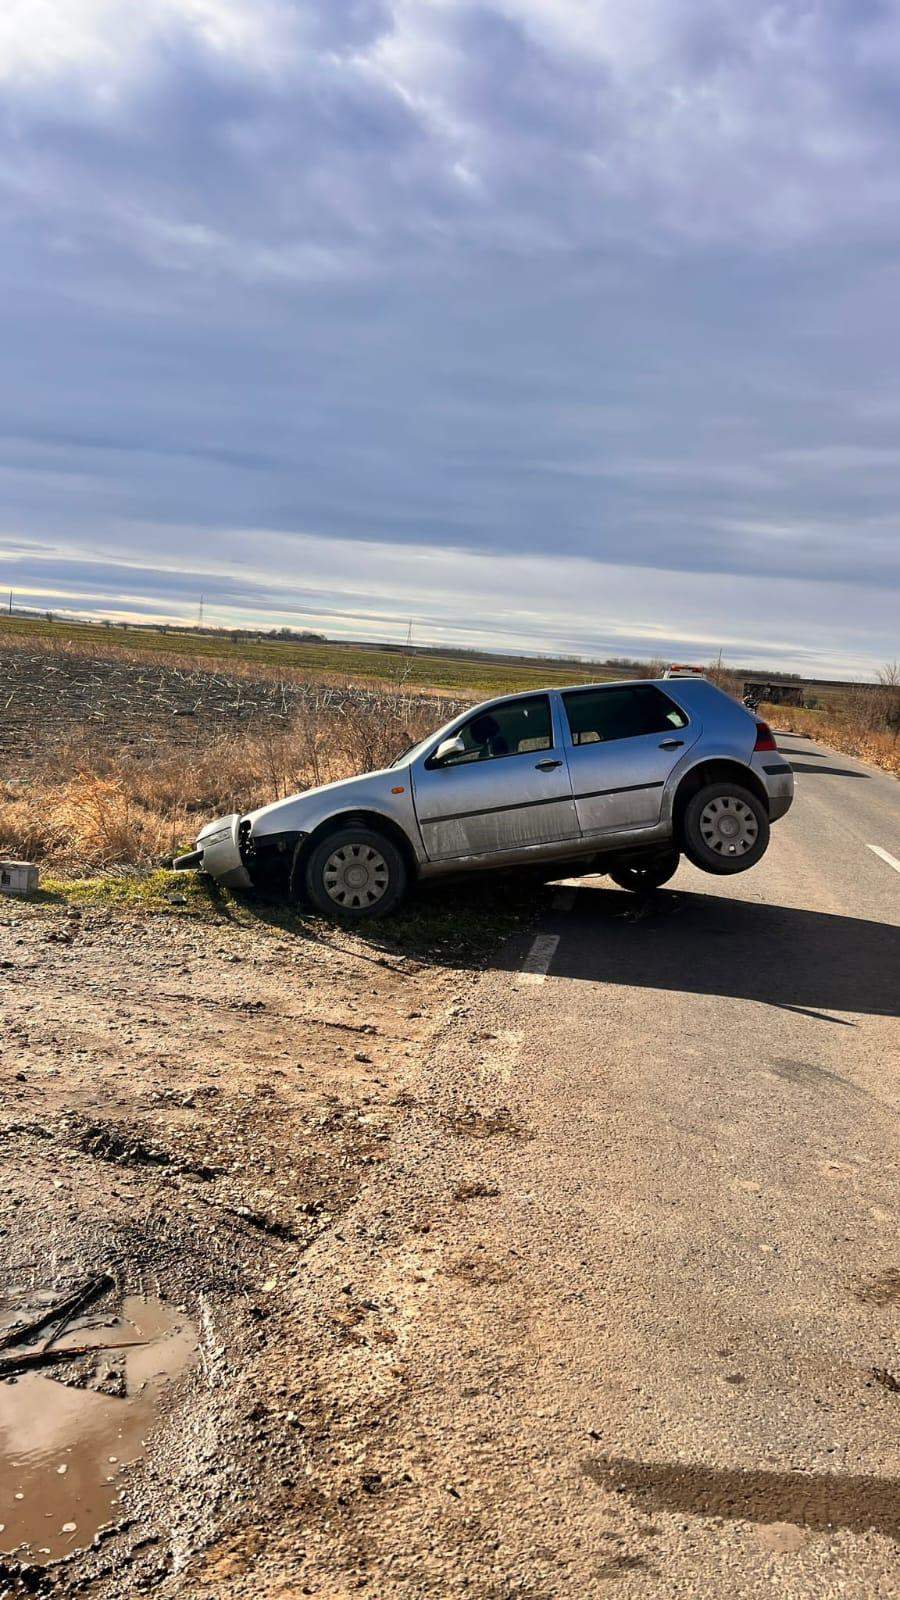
(1, 1, 898, 676)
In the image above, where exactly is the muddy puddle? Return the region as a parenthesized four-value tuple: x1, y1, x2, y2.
(0, 1295, 197, 1564)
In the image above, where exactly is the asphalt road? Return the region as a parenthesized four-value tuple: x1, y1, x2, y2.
(329, 732, 899, 1597)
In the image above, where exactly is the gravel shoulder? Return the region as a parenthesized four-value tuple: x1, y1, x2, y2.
(0, 877, 518, 1596)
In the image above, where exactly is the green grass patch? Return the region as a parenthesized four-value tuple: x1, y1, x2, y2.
(1, 616, 618, 697)
(39, 867, 224, 915)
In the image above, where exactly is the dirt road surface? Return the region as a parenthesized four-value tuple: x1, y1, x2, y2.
(1, 732, 897, 1597)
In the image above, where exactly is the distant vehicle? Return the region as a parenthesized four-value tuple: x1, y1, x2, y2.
(174, 678, 794, 918)
(663, 663, 705, 678)
(742, 680, 806, 708)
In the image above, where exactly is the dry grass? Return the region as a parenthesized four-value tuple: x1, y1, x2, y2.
(762, 682, 900, 777)
(1, 692, 450, 871)
(704, 654, 899, 777)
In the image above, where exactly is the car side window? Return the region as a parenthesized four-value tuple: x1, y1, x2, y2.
(563, 685, 688, 745)
(428, 695, 553, 767)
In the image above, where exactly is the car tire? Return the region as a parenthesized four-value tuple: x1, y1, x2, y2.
(303, 827, 407, 919)
(607, 849, 680, 893)
(682, 782, 770, 875)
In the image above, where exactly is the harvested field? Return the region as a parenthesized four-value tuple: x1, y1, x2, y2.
(0, 616, 613, 698)
(0, 635, 470, 768)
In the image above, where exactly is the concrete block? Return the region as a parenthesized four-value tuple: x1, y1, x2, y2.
(0, 861, 39, 896)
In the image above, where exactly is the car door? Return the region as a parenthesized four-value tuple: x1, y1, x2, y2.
(411, 693, 579, 862)
(562, 683, 699, 835)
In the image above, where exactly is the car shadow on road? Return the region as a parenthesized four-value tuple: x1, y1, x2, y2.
(789, 761, 869, 777)
(583, 1454, 899, 1540)
(229, 875, 897, 1016)
(503, 885, 900, 1019)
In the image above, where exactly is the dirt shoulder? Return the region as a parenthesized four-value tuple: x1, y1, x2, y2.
(0, 875, 526, 1597)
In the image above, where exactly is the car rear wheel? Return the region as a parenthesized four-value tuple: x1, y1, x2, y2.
(682, 782, 769, 875)
(607, 849, 680, 893)
(304, 827, 407, 918)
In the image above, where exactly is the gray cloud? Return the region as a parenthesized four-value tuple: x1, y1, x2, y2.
(0, 1, 897, 674)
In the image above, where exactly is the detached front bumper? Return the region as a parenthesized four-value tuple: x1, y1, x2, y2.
(173, 812, 252, 889)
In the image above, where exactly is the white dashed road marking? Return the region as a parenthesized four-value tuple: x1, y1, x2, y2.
(517, 933, 560, 986)
(867, 843, 900, 875)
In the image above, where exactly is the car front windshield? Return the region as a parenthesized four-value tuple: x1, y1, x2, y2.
(389, 740, 420, 769)
(390, 714, 460, 769)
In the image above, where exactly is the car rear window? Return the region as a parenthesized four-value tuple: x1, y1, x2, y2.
(563, 685, 688, 745)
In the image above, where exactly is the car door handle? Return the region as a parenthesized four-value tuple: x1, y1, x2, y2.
(658, 738, 684, 750)
(535, 758, 563, 771)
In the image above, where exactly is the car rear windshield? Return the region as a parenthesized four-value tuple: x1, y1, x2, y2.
(563, 684, 688, 745)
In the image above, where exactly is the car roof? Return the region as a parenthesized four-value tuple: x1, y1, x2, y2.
(470, 676, 699, 712)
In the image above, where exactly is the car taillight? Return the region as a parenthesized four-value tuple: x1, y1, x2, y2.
(754, 720, 777, 752)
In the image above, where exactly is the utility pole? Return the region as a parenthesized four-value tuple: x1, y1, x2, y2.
(197, 595, 205, 630)
(7, 590, 12, 615)
(393, 619, 415, 688)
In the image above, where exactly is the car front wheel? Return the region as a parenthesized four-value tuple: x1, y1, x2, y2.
(303, 827, 407, 918)
(607, 849, 680, 892)
(682, 782, 770, 875)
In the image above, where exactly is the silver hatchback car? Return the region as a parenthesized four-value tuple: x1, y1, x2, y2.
(175, 677, 793, 918)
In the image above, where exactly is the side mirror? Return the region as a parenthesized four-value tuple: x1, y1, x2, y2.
(433, 734, 466, 765)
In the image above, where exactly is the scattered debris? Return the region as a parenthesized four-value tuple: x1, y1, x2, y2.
(76, 1123, 172, 1169)
(71, 1120, 221, 1181)
(223, 1206, 300, 1243)
(452, 1180, 501, 1201)
(313, 1018, 377, 1036)
(0, 860, 39, 897)
(854, 1267, 900, 1306)
(0, 1338, 146, 1380)
(0, 1271, 115, 1353)
(447, 1104, 529, 1139)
